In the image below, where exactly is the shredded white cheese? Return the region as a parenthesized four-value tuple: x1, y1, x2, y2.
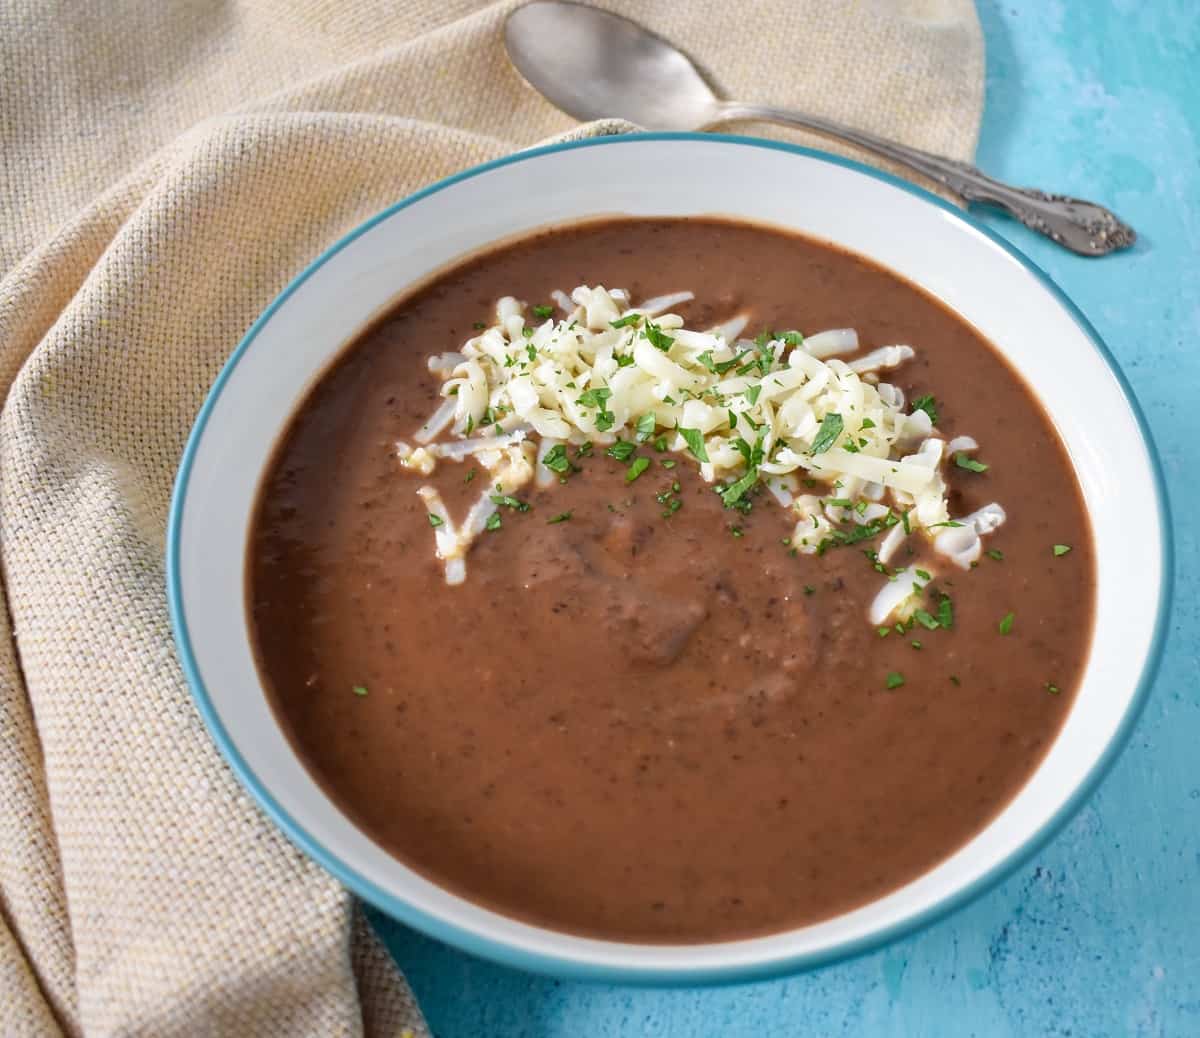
(399, 285, 1005, 623)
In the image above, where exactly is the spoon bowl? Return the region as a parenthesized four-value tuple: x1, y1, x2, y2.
(505, 1, 719, 132)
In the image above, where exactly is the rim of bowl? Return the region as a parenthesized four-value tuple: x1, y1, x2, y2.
(167, 132, 1173, 986)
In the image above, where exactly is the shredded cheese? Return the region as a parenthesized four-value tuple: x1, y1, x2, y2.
(398, 285, 1006, 623)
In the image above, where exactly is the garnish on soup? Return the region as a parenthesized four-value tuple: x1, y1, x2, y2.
(397, 285, 1005, 626)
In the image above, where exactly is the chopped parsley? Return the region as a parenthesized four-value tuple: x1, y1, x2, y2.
(1045, 681, 1061, 695)
(913, 609, 940, 631)
(744, 384, 762, 405)
(937, 594, 955, 629)
(643, 320, 675, 352)
(464, 468, 476, 484)
(606, 440, 636, 462)
(718, 468, 758, 508)
(950, 674, 961, 686)
(986, 548, 1004, 561)
(878, 626, 890, 638)
(542, 444, 571, 474)
(626, 457, 650, 482)
(955, 453, 989, 473)
(911, 640, 923, 650)
(635, 412, 657, 442)
(885, 672, 905, 690)
(614, 352, 636, 368)
(531, 304, 555, 319)
(610, 313, 642, 329)
(729, 525, 744, 538)
(575, 441, 593, 458)
(860, 417, 876, 430)
(576, 386, 612, 410)
(810, 413, 844, 454)
(471, 321, 486, 330)
(910, 395, 939, 424)
(546, 511, 572, 524)
(485, 512, 502, 531)
(489, 493, 530, 512)
(679, 427, 709, 462)
(352, 685, 369, 696)
(998, 611, 1015, 635)
(661, 459, 676, 469)
(426, 513, 444, 528)
(1053, 543, 1072, 556)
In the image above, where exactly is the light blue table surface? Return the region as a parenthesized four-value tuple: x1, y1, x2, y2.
(370, 2, 1199, 1033)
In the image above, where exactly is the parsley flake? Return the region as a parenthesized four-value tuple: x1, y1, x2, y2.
(998, 611, 1015, 635)
(911, 395, 939, 424)
(547, 511, 572, 524)
(626, 457, 650, 482)
(885, 672, 905, 690)
(679, 427, 709, 462)
(810, 413, 844, 454)
(542, 444, 571, 474)
(1053, 543, 1072, 556)
(427, 513, 444, 528)
(955, 453, 989, 473)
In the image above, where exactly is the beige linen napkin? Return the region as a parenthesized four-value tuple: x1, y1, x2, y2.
(0, 2, 983, 1033)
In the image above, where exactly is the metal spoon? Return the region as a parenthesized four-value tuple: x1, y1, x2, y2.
(505, 1, 1135, 257)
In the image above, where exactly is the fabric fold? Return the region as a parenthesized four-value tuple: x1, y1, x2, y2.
(0, 1, 982, 1033)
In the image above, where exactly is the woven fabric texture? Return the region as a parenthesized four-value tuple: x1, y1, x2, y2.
(0, 1, 983, 1034)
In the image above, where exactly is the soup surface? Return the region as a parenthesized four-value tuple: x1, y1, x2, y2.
(249, 218, 1094, 942)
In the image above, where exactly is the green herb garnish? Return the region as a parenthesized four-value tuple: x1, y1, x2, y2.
(955, 453, 989, 473)
(577, 386, 612, 410)
(810, 413, 844, 455)
(531, 304, 555, 319)
(1053, 543, 1072, 556)
(643, 320, 675, 352)
(635, 412, 657, 442)
(606, 440, 636, 462)
(547, 511, 572, 524)
(542, 444, 571, 474)
(427, 513, 444, 528)
(911, 395, 939, 424)
(998, 611, 1014, 635)
(490, 493, 530, 512)
(679, 428, 709, 462)
(610, 313, 642, 329)
(485, 512, 502, 531)
(352, 685, 369, 696)
(718, 469, 758, 508)
(937, 594, 954, 630)
(885, 672, 905, 690)
(626, 457, 650, 482)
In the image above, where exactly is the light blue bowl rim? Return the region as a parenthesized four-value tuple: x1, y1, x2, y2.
(166, 131, 1174, 987)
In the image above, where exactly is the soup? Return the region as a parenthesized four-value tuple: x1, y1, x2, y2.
(248, 218, 1093, 942)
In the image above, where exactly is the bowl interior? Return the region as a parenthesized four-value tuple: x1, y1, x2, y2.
(169, 135, 1166, 982)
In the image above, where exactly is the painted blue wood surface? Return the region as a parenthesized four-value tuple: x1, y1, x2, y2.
(372, 2, 1199, 1032)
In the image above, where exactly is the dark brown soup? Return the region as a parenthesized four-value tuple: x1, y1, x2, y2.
(249, 218, 1094, 942)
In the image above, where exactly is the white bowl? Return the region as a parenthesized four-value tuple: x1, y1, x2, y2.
(168, 134, 1170, 984)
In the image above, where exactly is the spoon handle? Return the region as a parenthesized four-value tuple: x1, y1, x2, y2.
(712, 103, 1135, 257)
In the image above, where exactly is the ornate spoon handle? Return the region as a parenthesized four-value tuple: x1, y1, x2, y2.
(712, 103, 1136, 257)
